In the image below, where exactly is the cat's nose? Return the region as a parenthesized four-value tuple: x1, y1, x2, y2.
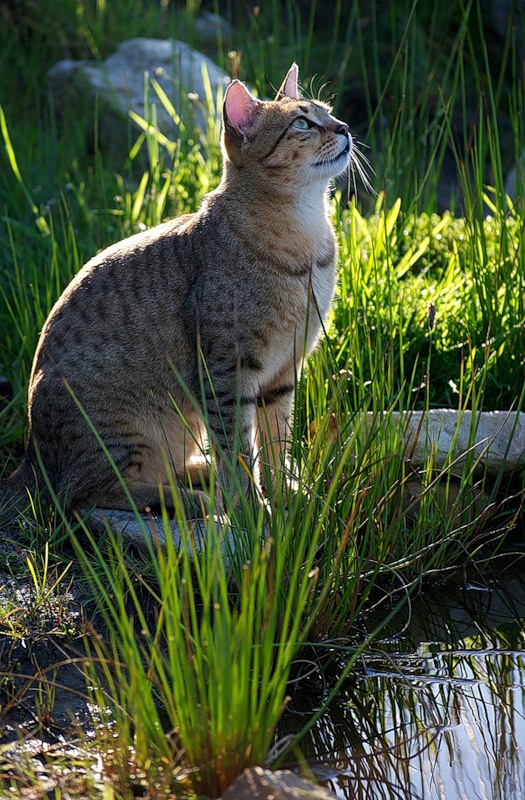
(334, 121, 349, 135)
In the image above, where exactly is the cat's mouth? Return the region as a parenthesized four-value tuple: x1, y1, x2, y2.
(313, 134, 352, 169)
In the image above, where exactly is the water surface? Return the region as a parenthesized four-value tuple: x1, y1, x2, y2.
(281, 548, 525, 799)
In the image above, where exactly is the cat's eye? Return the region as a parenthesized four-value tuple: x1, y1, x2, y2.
(291, 117, 313, 130)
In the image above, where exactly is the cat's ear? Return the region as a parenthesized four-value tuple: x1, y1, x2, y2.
(275, 63, 300, 101)
(223, 81, 263, 144)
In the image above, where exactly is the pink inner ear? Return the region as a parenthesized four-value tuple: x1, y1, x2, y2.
(225, 82, 260, 132)
(283, 64, 299, 99)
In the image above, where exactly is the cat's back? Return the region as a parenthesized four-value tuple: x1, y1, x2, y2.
(32, 213, 200, 374)
(50, 212, 196, 317)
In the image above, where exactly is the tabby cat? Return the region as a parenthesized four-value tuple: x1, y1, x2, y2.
(3, 63, 352, 515)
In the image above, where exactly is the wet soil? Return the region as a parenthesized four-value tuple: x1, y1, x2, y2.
(0, 528, 102, 796)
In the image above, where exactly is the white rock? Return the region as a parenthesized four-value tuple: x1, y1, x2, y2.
(362, 409, 525, 474)
(47, 38, 230, 157)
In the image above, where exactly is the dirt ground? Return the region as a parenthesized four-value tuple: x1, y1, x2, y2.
(0, 526, 107, 796)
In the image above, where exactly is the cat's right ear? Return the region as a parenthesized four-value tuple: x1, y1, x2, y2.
(222, 81, 262, 164)
(275, 63, 300, 101)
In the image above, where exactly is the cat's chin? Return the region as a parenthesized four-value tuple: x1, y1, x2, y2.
(313, 134, 352, 178)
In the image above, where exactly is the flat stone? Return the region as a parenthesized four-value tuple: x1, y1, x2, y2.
(401, 477, 492, 526)
(362, 410, 525, 474)
(83, 507, 239, 566)
(222, 767, 336, 800)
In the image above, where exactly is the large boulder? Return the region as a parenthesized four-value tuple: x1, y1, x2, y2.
(47, 37, 230, 160)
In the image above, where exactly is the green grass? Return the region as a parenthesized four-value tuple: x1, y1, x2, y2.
(1, 0, 525, 796)
(76, 508, 326, 795)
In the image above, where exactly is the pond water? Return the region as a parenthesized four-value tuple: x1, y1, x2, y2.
(280, 546, 525, 800)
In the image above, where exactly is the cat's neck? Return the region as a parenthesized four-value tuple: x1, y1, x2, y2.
(206, 169, 333, 259)
(291, 189, 332, 236)
(219, 161, 331, 203)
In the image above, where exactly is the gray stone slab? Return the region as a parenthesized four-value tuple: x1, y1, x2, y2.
(84, 506, 240, 565)
(363, 409, 525, 474)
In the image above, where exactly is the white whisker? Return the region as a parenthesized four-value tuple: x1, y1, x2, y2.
(293, 136, 375, 205)
(348, 140, 376, 199)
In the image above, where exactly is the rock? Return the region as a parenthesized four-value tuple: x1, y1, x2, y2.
(194, 11, 235, 41)
(222, 767, 336, 800)
(401, 477, 492, 527)
(47, 38, 230, 160)
(361, 410, 525, 475)
(84, 507, 239, 566)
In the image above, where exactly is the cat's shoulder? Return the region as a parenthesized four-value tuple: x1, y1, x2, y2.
(84, 212, 196, 268)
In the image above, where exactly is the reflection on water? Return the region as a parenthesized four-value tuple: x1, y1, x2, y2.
(281, 551, 525, 799)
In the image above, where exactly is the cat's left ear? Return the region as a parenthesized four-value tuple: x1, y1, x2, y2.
(223, 81, 263, 144)
(275, 63, 300, 101)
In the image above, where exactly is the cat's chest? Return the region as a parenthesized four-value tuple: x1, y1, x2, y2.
(299, 238, 337, 328)
(307, 251, 336, 324)
(258, 250, 336, 376)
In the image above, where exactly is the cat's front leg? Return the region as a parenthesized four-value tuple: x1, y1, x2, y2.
(256, 379, 296, 499)
(201, 374, 259, 512)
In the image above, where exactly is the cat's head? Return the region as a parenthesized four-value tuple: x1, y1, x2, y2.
(221, 64, 352, 188)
